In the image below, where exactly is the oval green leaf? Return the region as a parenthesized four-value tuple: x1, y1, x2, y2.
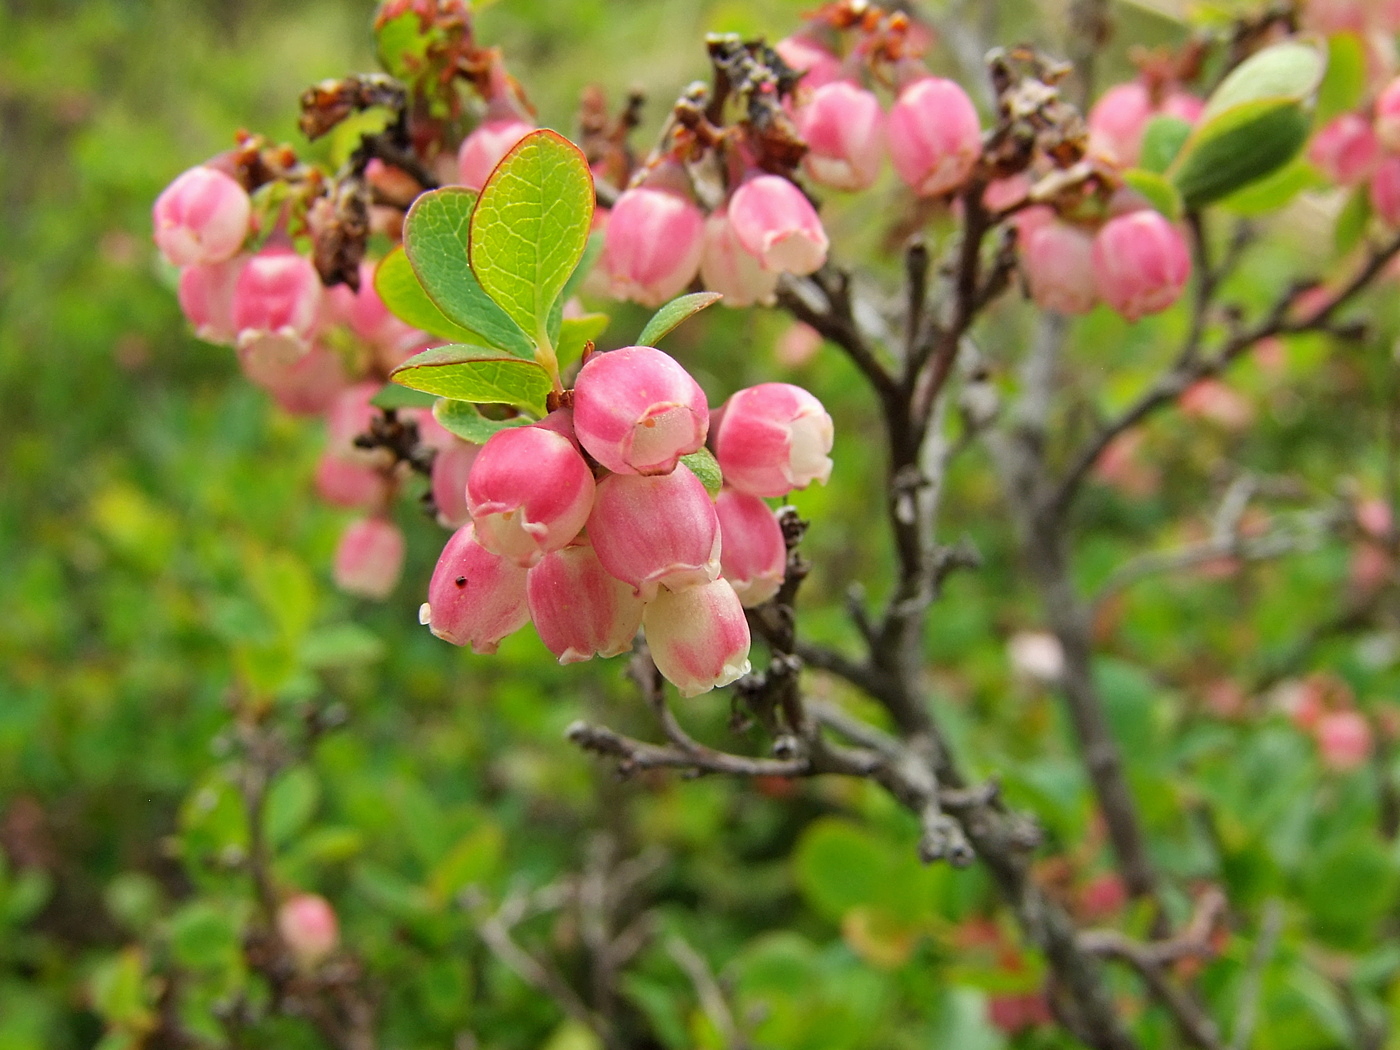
(468, 129, 595, 346)
(373, 248, 490, 345)
(432, 399, 533, 444)
(636, 291, 723, 347)
(1201, 39, 1326, 123)
(1172, 99, 1312, 209)
(392, 344, 551, 414)
(402, 189, 535, 357)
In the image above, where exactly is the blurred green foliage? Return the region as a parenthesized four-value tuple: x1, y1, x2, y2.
(5, 0, 1400, 1048)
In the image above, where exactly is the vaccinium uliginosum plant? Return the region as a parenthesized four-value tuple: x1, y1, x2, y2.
(152, 0, 1400, 1045)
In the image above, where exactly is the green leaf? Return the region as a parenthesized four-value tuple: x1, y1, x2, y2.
(1171, 39, 1325, 209)
(680, 449, 723, 499)
(561, 230, 605, 303)
(169, 902, 240, 971)
(432, 399, 533, 444)
(1121, 169, 1183, 220)
(1220, 156, 1323, 216)
(393, 344, 551, 414)
(469, 129, 594, 346)
(265, 767, 320, 849)
(301, 623, 386, 668)
(637, 292, 723, 347)
(402, 189, 535, 357)
(1171, 100, 1313, 209)
(793, 818, 893, 923)
(374, 247, 492, 345)
(1201, 39, 1327, 123)
(427, 823, 504, 903)
(1316, 32, 1366, 123)
(368, 383, 438, 410)
(1139, 116, 1192, 174)
(1334, 184, 1372, 255)
(558, 312, 610, 368)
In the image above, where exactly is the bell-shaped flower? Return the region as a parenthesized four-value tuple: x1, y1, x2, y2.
(466, 425, 595, 567)
(178, 255, 247, 344)
(277, 894, 339, 967)
(423, 524, 531, 653)
(588, 466, 721, 600)
(573, 346, 709, 475)
(643, 578, 752, 697)
(794, 81, 886, 191)
(599, 185, 706, 307)
(711, 383, 834, 498)
(700, 207, 780, 307)
(315, 452, 391, 510)
(715, 489, 787, 607)
(430, 438, 478, 529)
(527, 542, 645, 664)
(153, 166, 251, 267)
(1308, 113, 1380, 185)
(332, 517, 405, 600)
(727, 174, 829, 276)
(1090, 210, 1190, 322)
(1022, 220, 1098, 315)
(887, 77, 982, 197)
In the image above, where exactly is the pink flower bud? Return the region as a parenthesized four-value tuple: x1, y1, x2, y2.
(1090, 211, 1190, 321)
(152, 166, 251, 267)
(1371, 156, 1400, 225)
(711, 383, 834, 498)
(457, 118, 535, 191)
(588, 467, 721, 600)
(329, 261, 428, 367)
(466, 426, 595, 567)
(1308, 113, 1380, 185)
(526, 542, 645, 663)
(573, 346, 709, 475)
(794, 81, 886, 191)
(1315, 710, 1373, 771)
(315, 452, 391, 510)
(264, 345, 349, 416)
(326, 382, 387, 463)
(424, 524, 531, 653)
(1021, 220, 1098, 315)
(1087, 82, 1153, 167)
(232, 248, 323, 355)
(775, 35, 842, 92)
(715, 489, 786, 607)
(1377, 78, 1400, 151)
(431, 438, 479, 528)
(1159, 91, 1205, 126)
(178, 255, 247, 344)
(277, 893, 338, 966)
(727, 175, 829, 276)
(642, 578, 752, 697)
(700, 207, 780, 307)
(600, 186, 706, 307)
(887, 77, 982, 197)
(333, 517, 405, 600)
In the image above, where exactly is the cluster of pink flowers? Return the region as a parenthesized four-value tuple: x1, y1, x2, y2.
(599, 163, 830, 310)
(1306, 75, 1400, 226)
(421, 346, 833, 696)
(153, 164, 473, 601)
(1016, 202, 1191, 322)
(597, 33, 986, 311)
